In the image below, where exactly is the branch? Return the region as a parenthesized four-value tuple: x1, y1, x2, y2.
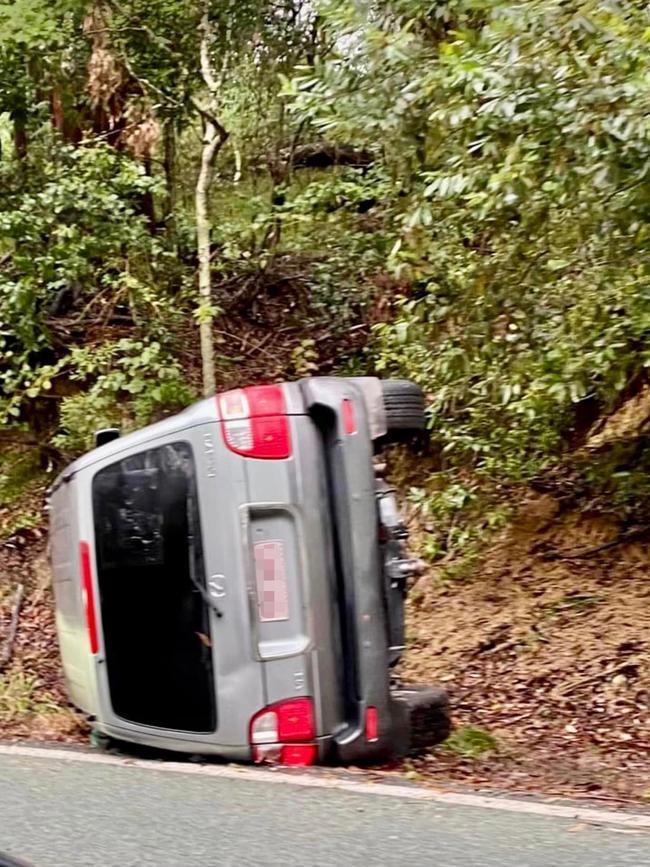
(199, 2, 220, 96)
(104, 0, 188, 111)
(276, 141, 374, 170)
(0, 584, 25, 673)
(190, 97, 228, 143)
(542, 524, 650, 561)
(553, 659, 640, 698)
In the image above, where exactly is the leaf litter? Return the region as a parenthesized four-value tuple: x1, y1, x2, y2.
(398, 492, 650, 805)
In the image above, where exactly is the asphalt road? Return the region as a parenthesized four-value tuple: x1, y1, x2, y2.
(1, 751, 648, 867)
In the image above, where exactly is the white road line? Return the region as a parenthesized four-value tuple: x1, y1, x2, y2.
(1, 743, 649, 830)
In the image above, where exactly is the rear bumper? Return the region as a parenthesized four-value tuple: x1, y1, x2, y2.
(96, 719, 336, 763)
(300, 378, 409, 763)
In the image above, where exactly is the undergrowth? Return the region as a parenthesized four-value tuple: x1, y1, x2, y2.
(0, 671, 60, 723)
(443, 727, 499, 760)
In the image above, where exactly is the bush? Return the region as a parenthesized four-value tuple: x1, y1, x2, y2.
(293, 1, 650, 493)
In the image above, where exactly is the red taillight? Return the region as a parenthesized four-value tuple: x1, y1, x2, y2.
(245, 385, 286, 416)
(365, 706, 379, 743)
(218, 385, 291, 459)
(250, 698, 317, 766)
(280, 744, 318, 766)
(276, 698, 315, 741)
(342, 398, 357, 434)
(79, 541, 99, 655)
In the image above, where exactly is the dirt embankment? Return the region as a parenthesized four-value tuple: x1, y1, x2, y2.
(403, 493, 650, 803)
(0, 526, 86, 742)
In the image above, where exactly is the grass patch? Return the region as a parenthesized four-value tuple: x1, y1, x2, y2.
(0, 508, 42, 538)
(0, 447, 47, 538)
(0, 449, 41, 507)
(443, 726, 498, 759)
(0, 671, 61, 723)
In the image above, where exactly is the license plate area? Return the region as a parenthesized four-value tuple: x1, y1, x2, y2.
(254, 540, 289, 623)
(243, 505, 308, 660)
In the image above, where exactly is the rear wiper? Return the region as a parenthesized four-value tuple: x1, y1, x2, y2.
(188, 561, 223, 619)
(186, 492, 223, 619)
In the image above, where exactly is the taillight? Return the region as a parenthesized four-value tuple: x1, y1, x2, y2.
(79, 541, 99, 655)
(280, 745, 318, 766)
(218, 384, 291, 459)
(365, 706, 379, 743)
(250, 698, 317, 766)
(342, 398, 357, 435)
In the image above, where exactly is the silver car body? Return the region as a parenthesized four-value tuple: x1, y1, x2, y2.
(48, 377, 406, 763)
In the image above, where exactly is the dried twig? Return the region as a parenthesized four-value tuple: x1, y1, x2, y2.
(213, 329, 278, 363)
(553, 659, 639, 698)
(542, 525, 650, 561)
(0, 583, 25, 672)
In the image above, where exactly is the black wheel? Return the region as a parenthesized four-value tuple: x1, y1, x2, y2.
(380, 380, 426, 443)
(392, 684, 452, 752)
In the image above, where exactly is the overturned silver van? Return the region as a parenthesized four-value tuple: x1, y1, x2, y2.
(48, 377, 449, 766)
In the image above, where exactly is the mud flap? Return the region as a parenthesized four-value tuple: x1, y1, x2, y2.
(391, 684, 451, 754)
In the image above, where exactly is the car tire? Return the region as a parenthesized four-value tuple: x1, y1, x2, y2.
(392, 684, 452, 751)
(380, 380, 426, 443)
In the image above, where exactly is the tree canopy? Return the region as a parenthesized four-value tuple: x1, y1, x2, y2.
(2, 0, 650, 521)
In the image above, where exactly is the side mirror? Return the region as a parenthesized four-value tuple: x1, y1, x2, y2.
(95, 428, 121, 448)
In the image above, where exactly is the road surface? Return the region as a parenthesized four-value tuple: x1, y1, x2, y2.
(1, 748, 648, 867)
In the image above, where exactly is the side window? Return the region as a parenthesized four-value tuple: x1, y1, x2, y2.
(93, 442, 202, 578)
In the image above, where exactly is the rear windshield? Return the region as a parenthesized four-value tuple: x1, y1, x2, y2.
(92, 442, 217, 733)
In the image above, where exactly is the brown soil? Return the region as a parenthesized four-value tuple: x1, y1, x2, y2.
(402, 492, 650, 804)
(0, 524, 87, 743)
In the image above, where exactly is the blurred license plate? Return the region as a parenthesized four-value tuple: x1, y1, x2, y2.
(254, 540, 289, 622)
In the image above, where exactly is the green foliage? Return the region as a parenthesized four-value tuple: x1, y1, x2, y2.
(1, 507, 41, 538)
(0, 449, 40, 506)
(0, 671, 59, 722)
(52, 338, 196, 454)
(443, 726, 498, 759)
(290, 338, 319, 376)
(0, 0, 81, 47)
(408, 477, 509, 563)
(0, 141, 187, 430)
(294, 0, 650, 489)
(0, 449, 44, 537)
(3, 0, 650, 538)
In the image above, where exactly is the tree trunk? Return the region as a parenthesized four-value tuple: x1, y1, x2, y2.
(163, 119, 178, 232)
(194, 1, 229, 398)
(141, 157, 157, 233)
(195, 119, 224, 397)
(12, 107, 28, 160)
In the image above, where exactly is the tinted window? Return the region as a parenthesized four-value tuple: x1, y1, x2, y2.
(93, 442, 216, 733)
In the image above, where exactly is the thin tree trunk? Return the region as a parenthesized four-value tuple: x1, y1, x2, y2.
(141, 157, 157, 233)
(196, 119, 224, 397)
(163, 119, 177, 230)
(233, 142, 242, 184)
(194, 2, 229, 398)
(12, 108, 28, 160)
